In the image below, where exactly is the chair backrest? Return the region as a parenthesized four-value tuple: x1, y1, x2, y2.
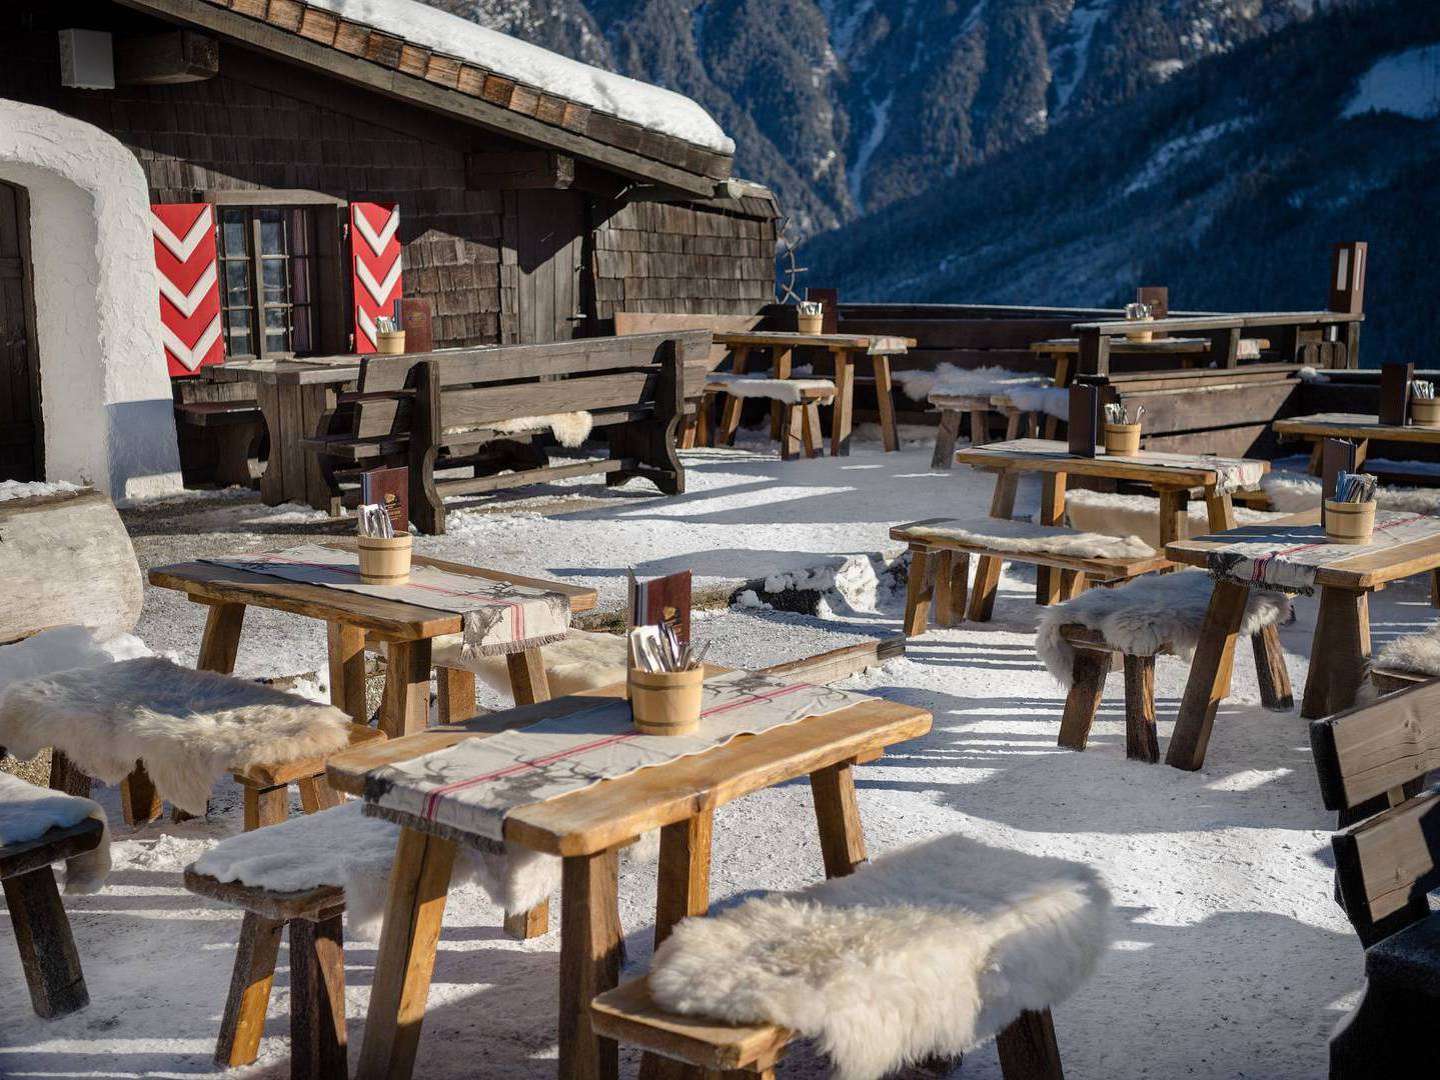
(347, 331, 712, 440)
(614, 311, 767, 371)
(1311, 679, 1440, 944)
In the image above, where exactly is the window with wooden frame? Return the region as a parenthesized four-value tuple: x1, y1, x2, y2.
(216, 206, 319, 358)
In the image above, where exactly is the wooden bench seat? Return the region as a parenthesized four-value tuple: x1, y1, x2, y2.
(174, 400, 263, 488)
(892, 518, 1170, 632)
(230, 721, 386, 829)
(700, 379, 832, 459)
(2, 817, 104, 1019)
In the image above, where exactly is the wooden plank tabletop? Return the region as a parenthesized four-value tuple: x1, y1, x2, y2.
(1030, 337, 1211, 354)
(711, 330, 916, 352)
(1164, 509, 1440, 589)
(328, 682, 932, 856)
(149, 544, 597, 641)
(1273, 413, 1440, 445)
(953, 438, 1270, 488)
(1072, 311, 1362, 335)
(206, 358, 362, 386)
(889, 521, 1172, 578)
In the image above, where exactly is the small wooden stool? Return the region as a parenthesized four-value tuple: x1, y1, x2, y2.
(1, 818, 104, 1019)
(185, 870, 347, 1079)
(700, 379, 832, 458)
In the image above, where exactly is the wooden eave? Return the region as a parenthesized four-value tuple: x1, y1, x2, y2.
(114, 0, 732, 197)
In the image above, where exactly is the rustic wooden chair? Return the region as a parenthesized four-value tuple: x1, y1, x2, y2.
(2, 817, 105, 1019)
(1310, 678, 1440, 1077)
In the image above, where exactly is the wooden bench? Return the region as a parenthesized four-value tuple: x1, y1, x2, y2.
(1310, 678, 1440, 1075)
(174, 400, 263, 488)
(304, 331, 711, 534)
(2, 817, 104, 1019)
(184, 869, 347, 1078)
(699, 378, 832, 459)
(892, 518, 1171, 632)
(929, 391, 1040, 467)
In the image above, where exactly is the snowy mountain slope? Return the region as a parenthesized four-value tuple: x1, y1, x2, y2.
(800, 0, 1440, 365)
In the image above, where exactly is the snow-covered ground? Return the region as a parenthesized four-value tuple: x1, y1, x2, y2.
(4, 430, 1420, 1078)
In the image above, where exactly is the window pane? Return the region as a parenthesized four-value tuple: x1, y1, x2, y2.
(264, 306, 288, 330)
(224, 261, 251, 305)
(221, 209, 247, 255)
(259, 208, 285, 255)
(262, 258, 287, 303)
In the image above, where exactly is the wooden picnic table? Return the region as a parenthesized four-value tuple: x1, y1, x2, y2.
(953, 437, 1270, 605)
(148, 543, 597, 738)
(1273, 412, 1440, 474)
(710, 330, 916, 455)
(206, 357, 362, 512)
(325, 678, 932, 1080)
(1163, 508, 1440, 769)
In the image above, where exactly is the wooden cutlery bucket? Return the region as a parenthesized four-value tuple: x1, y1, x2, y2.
(1324, 499, 1376, 545)
(1411, 397, 1440, 427)
(358, 535, 412, 584)
(628, 666, 705, 736)
(796, 312, 824, 334)
(1103, 423, 1142, 456)
(376, 329, 407, 355)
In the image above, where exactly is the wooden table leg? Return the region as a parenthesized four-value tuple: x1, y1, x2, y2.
(638, 812, 714, 1080)
(970, 469, 1019, 622)
(1037, 473, 1067, 605)
(1253, 626, 1295, 711)
(1301, 587, 1371, 719)
(254, 382, 285, 506)
(326, 621, 368, 724)
(871, 353, 899, 452)
(558, 847, 623, 1080)
(1165, 580, 1251, 770)
(830, 348, 854, 456)
(436, 667, 478, 724)
(381, 639, 433, 738)
(769, 347, 792, 442)
(931, 409, 962, 469)
(289, 910, 348, 1080)
(198, 601, 246, 674)
(507, 647, 552, 705)
(356, 828, 457, 1080)
(1157, 488, 1190, 551)
(810, 759, 867, 878)
(301, 384, 343, 514)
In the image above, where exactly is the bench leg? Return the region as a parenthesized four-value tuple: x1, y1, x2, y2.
(810, 759, 867, 878)
(503, 904, 550, 939)
(290, 911, 348, 1080)
(243, 782, 289, 831)
(1122, 654, 1159, 763)
(436, 666, 478, 724)
(778, 404, 802, 460)
(995, 1008, 1065, 1080)
(931, 409, 962, 469)
(120, 761, 164, 828)
(215, 911, 284, 1067)
(968, 556, 1004, 622)
(3, 866, 88, 1019)
(903, 547, 934, 637)
(1166, 580, 1250, 770)
(678, 411, 699, 450)
(717, 392, 745, 446)
(801, 402, 823, 458)
(297, 775, 343, 814)
(1058, 649, 1111, 752)
(931, 550, 955, 627)
(933, 552, 968, 628)
(48, 750, 91, 799)
(1252, 626, 1294, 711)
(696, 392, 717, 447)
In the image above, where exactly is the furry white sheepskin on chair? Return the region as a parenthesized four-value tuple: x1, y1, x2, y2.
(190, 800, 561, 936)
(705, 375, 836, 404)
(0, 659, 353, 815)
(1035, 571, 1291, 686)
(1373, 623, 1440, 678)
(1260, 471, 1440, 515)
(893, 364, 1044, 404)
(648, 833, 1112, 1080)
(432, 629, 629, 701)
(487, 411, 594, 448)
(0, 773, 110, 893)
(905, 518, 1154, 559)
(1064, 489, 1281, 548)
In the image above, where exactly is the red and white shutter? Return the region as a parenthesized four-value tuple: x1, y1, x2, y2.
(151, 203, 223, 376)
(350, 202, 402, 353)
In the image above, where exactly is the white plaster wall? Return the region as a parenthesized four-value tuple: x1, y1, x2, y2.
(0, 100, 182, 500)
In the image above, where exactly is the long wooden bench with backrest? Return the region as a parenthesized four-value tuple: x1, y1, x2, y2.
(1310, 678, 1440, 1076)
(304, 331, 711, 534)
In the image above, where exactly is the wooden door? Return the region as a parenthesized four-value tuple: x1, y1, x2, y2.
(509, 189, 588, 344)
(0, 180, 42, 482)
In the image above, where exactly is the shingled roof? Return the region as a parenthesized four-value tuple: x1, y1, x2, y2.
(122, 0, 735, 195)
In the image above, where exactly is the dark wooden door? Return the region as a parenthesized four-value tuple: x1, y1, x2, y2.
(510, 189, 588, 344)
(0, 180, 43, 481)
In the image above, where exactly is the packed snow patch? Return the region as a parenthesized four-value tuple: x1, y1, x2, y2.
(0, 478, 83, 502)
(0, 625, 152, 694)
(0, 773, 111, 893)
(1342, 43, 1440, 121)
(305, 0, 733, 151)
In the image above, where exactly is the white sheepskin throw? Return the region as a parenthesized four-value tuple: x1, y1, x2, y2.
(1373, 623, 1440, 677)
(0, 659, 353, 815)
(1261, 471, 1440, 516)
(905, 518, 1154, 560)
(0, 625, 152, 695)
(1035, 571, 1291, 686)
(705, 375, 836, 404)
(1064, 489, 1280, 549)
(487, 411, 594, 448)
(894, 364, 1044, 404)
(0, 773, 110, 893)
(433, 629, 628, 701)
(189, 800, 562, 937)
(1003, 385, 1071, 420)
(649, 833, 1111, 1080)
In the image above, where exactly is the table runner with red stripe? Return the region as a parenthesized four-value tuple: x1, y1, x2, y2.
(360, 671, 875, 843)
(203, 544, 570, 657)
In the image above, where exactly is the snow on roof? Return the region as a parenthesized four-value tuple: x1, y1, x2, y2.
(1342, 42, 1440, 122)
(305, 0, 734, 154)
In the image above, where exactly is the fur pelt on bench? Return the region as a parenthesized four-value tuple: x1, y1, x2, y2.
(0, 773, 110, 893)
(1064, 489, 1281, 549)
(1261, 471, 1440, 515)
(705, 375, 836, 404)
(432, 629, 628, 701)
(905, 518, 1154, 560)
(487, 411, 594, 448)
(1373, 623, 1440, 678)
(649, 833, 1111, 1080)
(1036, 571, 1291, 687)
(894, 363, 1044, 404)
(0, 659, 352, 815)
